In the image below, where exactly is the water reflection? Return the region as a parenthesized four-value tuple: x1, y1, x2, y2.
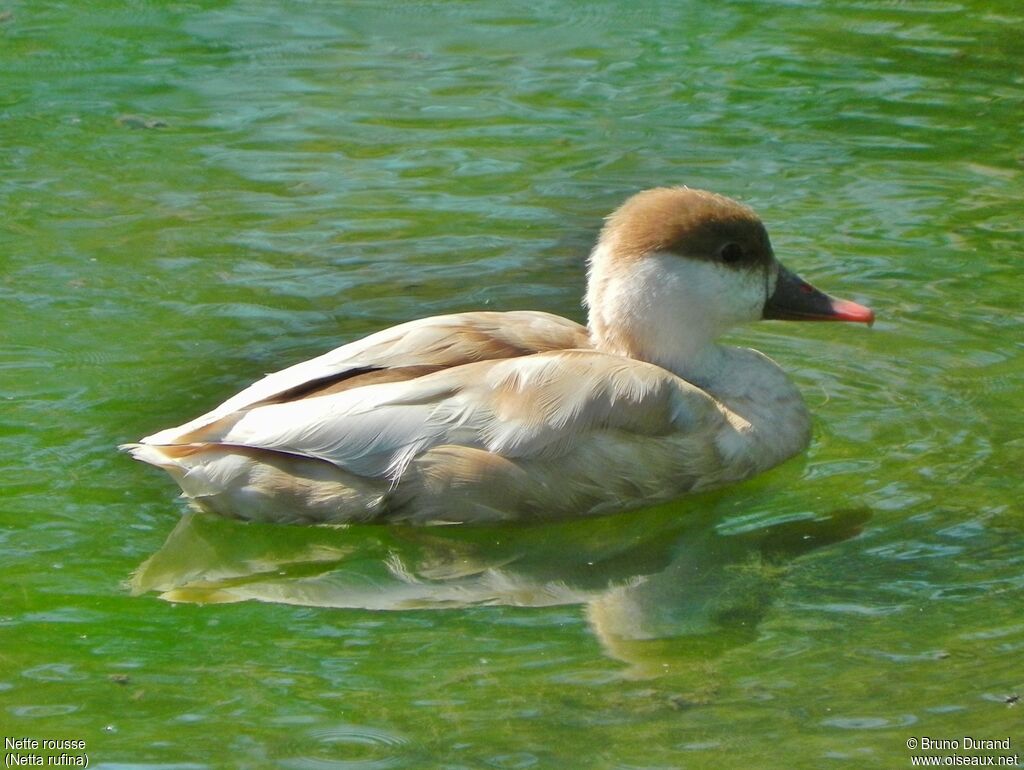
(132, 505, 868, 675)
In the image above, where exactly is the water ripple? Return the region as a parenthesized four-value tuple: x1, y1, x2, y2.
(277, 724, 411, 770)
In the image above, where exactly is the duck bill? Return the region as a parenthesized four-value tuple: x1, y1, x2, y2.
(763, 265, 875, 325)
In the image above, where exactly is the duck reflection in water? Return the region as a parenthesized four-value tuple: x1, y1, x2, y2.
(132, 500, 868, 679)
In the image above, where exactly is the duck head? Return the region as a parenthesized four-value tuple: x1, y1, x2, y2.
(584, 187, 873, 379)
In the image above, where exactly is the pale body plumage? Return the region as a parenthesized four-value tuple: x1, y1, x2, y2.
(125, 187, 872, 524)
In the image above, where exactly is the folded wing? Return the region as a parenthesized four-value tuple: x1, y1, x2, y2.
(158, 349, 721, 484)
(143, 311, 590, 445)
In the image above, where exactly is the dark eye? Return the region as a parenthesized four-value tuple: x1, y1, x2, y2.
(719, 242, 744, 264)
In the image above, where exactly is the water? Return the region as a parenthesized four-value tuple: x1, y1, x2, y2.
(2, 0, 1022, 767)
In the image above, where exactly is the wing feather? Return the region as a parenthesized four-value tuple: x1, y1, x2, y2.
(143, 311, 589, 445)
(186, 350, 719, 482)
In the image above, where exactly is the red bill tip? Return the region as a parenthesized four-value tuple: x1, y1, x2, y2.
(828, 298, 875, 326)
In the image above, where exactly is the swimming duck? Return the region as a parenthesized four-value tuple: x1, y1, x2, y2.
(124, 187, 873, 524)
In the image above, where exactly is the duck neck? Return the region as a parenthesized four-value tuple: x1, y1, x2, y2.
(657, 341, 726, 389)
(586, 248, 728, 387)
(591, 329, 727, 389)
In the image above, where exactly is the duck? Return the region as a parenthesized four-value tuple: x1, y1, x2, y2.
(123, 187, 874, 525)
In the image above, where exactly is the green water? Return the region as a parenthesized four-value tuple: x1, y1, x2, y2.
(2, 0, 1022, 767)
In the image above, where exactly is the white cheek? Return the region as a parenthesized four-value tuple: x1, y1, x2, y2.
(585, 248, 779, 364)
(733, 268, 772, 322)
(678, 260, 767, 325)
